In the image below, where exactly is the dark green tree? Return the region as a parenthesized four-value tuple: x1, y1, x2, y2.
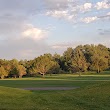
(63, 48, 74, 73)
(72, 46, 88, 75)
(32, 54, 60, 77)
(90, 44, 109, 73)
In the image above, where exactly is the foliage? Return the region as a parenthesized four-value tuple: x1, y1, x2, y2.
(90, 44, 109, 73)
(30, 54, 60, 77)
(0, 66, 8, 79)
(17, 65, 26, 78)
(72, 46, 88, 73)
(0, 44, 110, 78)
(63, 48, 74, 72)
(8, 59, 26, 78)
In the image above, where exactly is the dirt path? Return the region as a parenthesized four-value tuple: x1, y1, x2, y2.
(23, 87, 79, 90)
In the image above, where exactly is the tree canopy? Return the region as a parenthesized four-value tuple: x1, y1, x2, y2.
(0, 44, 110, 79)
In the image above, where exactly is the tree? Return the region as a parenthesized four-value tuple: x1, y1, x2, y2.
(63, 48, 74, 73)
(53, 53, 61, 64)
(0, 59, 11, 78)
(32, 54, 60, 77)
(90, 44, 109, 73)
(9, 67, 19, 78)
(17, 65, 26, 78)
(8, 59, 19, 78)
(72, 46, 88, 75)
(0, 66, 8, 79)
(108, 48, 110, 69)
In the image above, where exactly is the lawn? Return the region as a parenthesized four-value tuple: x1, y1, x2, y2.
(0, 74, 110, 110)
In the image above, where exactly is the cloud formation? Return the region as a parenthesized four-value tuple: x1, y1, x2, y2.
(46, 10, 76, 21)
(45, 0, 110, 23)
(0, 0, 50, 59)
(0, 0, 110, 59)
(81, 16, 98, 23)
(79, 3, 93, 13)
(95, 0, 110, 10)
(22, 24, 48, 41)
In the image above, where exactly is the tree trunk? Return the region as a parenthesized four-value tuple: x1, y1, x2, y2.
(19, 75, 22, 78)
(42, 73, 45, 78)
(79, 72, 81, 77)
(1, 75, 4, 79)
(40, 72, 45, 78)
(97, 66, 100, 73)
(78, 68, 81, 77)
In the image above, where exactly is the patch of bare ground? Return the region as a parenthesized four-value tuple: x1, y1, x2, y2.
(23, 87, 79, 90)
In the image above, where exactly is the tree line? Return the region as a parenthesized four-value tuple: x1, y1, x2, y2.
(0, 44, 110, 79)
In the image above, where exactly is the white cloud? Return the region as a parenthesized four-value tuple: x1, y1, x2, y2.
(79, 3, 92, 12)
(22, 24, 48, 40)
(45, 0, 110, 23)
(45, 1, 95, 23)
(46, 10, 68, 18)
(84, 3, 92, 10)
(0, 0, 110, 60)
(0, 0, 57, 60)
(46, 9, 76, 21)
(95, 0, 110, 10)
(81, 16, 98, 23)
(44, 0, 69, 10)
(45, 0, 79, 22)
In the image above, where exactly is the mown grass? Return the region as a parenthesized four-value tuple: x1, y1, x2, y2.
(0, 82, 110, 110)
(0, 74, 110, 110)
(0, 74, 110, 88)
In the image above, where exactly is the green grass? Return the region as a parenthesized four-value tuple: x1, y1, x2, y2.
(0, 75, 110, 88)
(0, 74, 110, 110)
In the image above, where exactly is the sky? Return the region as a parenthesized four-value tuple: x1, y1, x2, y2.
(0, 0, 110, 60)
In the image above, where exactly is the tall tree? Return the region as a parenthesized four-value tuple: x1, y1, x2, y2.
(0, 66, 8, 79)
(32, 54, 60, 77)
(17, 65, 26, 78)
(9, 59, 19, 78)
(63, 48, 74, 73)
(72, 46, 88, 75)
(108, 48, 110, 69)
(90, 44, 109, 73)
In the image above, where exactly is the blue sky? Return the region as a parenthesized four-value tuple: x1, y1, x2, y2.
(0, 0, 110, 59)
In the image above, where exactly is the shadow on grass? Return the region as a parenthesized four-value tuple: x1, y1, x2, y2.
(0, 76, 110, 89)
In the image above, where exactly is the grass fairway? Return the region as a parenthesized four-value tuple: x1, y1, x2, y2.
(0, 75, 110, 110)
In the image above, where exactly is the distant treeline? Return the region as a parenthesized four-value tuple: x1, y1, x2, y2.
(0, 44, 110, 79)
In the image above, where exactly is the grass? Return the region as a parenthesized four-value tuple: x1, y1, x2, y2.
(0, 74, 110, 110)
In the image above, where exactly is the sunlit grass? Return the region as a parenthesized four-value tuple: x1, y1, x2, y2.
(0, 82, 110, 110)
(0, 73, 110, 109)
